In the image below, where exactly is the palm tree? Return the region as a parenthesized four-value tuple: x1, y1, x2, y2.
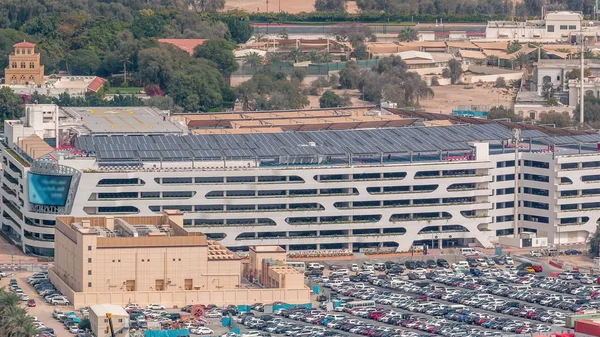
(244, 52, 264, 68)
(288, 47, 303, 63)
(265, 53, 281, 65)
(253, 32, 266, 42)
(398, 27, 418, 42)
(278, 28, 289, 39)
(513, 52, 530, 70)
(0, 288, 38, 337)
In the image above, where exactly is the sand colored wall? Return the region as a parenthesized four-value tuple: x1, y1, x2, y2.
(89, 308, 129, 337)
(51, 269, 309, 308)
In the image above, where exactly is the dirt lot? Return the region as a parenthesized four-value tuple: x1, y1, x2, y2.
(419, 84, 517, 114)
(225, 0, 359, 13)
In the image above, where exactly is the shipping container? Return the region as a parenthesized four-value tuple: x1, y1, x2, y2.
(576, 319, 600, 336)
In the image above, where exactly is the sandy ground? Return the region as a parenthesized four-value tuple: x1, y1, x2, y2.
(419, 84, 517, 114)
(0, 235, 38, 263)
(225, 0, 359, 13)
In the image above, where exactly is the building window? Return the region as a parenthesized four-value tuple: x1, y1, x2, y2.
(560, 25, 567, 30)
(569, 25, 576, 30)
(529, 112, 536, 119)
(547, 25, 554, 32)
(29, 62, 34, 68)
(88, 270, 92, 275)
(20, 62, 25, 68)
(142, 259, 145, 262)
(27, 48, 31, 54)
(557, 75, 560, 81)
(88, 282, 92, 287)
(118, 260, 121, 262)
(11, 62, 16, 68)
(16, 49, 20, 54)
(88, 246, 92, 251)
(118, 319, 123, 323)
(88, 258, 92, 263)
(104, 319, 108, 323)
(112, 260, 115, 262)
(178, 258, 181, 261)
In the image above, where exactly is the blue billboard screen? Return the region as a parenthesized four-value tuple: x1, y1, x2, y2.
(27, 173, 72, 206)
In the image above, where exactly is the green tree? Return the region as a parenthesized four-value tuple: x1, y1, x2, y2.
(288, 47, 303, 63)
(566, 68, 592, 80)
(541, 82, 555, 99)
(539, 111, 571, 127)
(222, 14, 253, 43)
(68, 49, 101, 75)
(513, 52, 530, 70)
(193, 38, 238, 75)
(495, 77, 506, 88)
(487, 106, 522, 121)
(590, 224, 600, 257)
(398, 27, 418, 42)
(320, 90, 345, 108)
(0, 288, 38, 337)
(243, 52, 263, 68)
(137, 48, 174, 89)
(278, 28, 289, 39)
(189, 0, 226, 12)
(79, 317, 91, 331)
(442, 59, 463, 84)
(167, 60, 226, 111)
(314, 0, 346, 11)
(0, 87, 24, 125)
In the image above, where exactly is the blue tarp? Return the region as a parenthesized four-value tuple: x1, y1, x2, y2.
(144, 329, 190, 337)
(273, 303, 312, 311)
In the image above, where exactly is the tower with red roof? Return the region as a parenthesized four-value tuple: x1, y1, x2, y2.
(4, 41, 45, 85)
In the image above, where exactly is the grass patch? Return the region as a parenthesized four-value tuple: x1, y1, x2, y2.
(106, 87, 143, 94)
(5, 148, 30, 167)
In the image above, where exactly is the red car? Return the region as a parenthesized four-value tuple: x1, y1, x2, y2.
(532, 264, 543, 272)
(27, 299, 36, 307)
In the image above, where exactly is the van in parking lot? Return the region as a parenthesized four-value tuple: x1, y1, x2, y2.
(460, 248, 478, 255)
(452, 261, 469, 269)
(514, 285, 532, 291)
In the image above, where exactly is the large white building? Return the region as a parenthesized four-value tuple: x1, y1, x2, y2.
(486, 11, 583, 42)
(1, 104, 599, 256)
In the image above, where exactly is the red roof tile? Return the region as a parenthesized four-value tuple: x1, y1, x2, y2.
(14, 41, 36, 48)
(158, 39, 208, 55)
(87, 77, 106, 92)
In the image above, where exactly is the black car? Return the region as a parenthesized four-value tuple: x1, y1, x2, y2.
(565, 249, 582, 255)
(386, 266, 404, 275)
(426, 259, 437, 268)
(436, 258, 450, 268)
(466, 258, 478, 267)
(415, 261, 427, 269)
(405, 261, 416, 270)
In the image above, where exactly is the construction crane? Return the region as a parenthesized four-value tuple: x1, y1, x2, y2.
(106, 313, 116, 337)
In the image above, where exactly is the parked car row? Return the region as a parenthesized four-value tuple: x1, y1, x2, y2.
(52, 308, 86, 335)
(328, 277, 553, 336)
(237, 310, 352, 337)
(28, 272, 70, 306)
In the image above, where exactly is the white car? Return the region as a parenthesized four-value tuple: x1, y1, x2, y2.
(50, 297, 70, 305)
(241, 331, 261, 337)
(146, 303, 165, 310)
(190, 327, 214, 335)
(69, 325, 79, 334)
(204, 310, 222, 318)
(350, 264, 359, 272)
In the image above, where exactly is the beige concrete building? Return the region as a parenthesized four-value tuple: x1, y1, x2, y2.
(248, 246, 304, 289)
(50, 211, 310, 307)
(89, 304, 129, 337)
(4, 41, 44, 85)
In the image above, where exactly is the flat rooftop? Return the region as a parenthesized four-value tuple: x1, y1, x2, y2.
(61, 106, 185, 135)
(74, 123, 548, 163)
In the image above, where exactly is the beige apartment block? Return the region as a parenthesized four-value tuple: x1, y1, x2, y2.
(50, 211, 310, 307)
